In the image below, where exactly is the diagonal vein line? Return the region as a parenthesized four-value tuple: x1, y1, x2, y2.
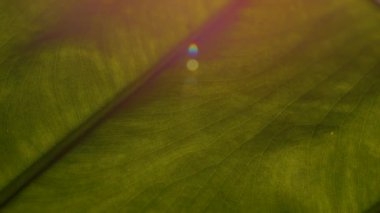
(0, 0, 248, 207)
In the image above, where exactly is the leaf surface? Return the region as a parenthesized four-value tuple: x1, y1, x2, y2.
(2, 0, 380, 212)
(0, 0, 228, 203)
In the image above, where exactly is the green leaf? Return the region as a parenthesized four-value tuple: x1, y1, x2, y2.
(2, 0, 380, 212)
(0, 0, 228, 203)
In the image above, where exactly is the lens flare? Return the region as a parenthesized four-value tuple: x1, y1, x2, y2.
(186, 59, 199, 71)
(188, 43, 199, 57)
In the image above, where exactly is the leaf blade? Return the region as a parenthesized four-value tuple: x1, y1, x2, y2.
(0, 0, 229, 204)
(2, 0, 380, 212)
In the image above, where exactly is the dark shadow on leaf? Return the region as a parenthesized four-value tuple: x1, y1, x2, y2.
(24, 0, 137, 52)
